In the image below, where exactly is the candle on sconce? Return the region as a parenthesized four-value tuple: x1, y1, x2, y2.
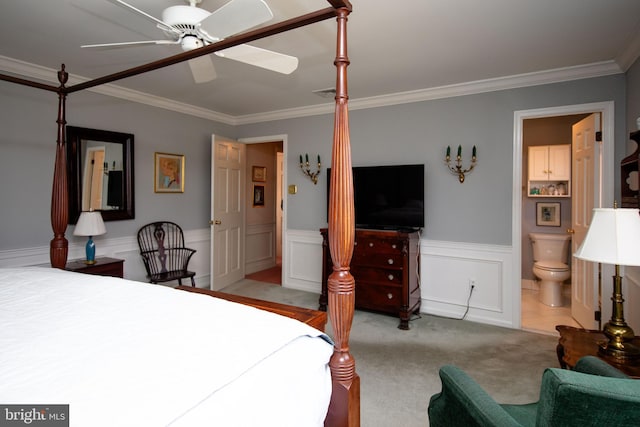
(472, 145, 477, 158)
(446, 146, 451, 158)
(457, 145, 462, 157)
(305, 154, 309, 163)
(299, 155, 303, 164)
(317, 155, 321, 164)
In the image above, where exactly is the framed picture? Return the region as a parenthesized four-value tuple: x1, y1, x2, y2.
(154, 152, 184, 193)
(252, 166, 267, 182)
(253, 184, 265, 207)
(536, 202, 561, 226)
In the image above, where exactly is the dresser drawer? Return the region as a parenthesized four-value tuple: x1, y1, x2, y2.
(354, 237, 404, 254)
(352, 266, 403, 285)
(352, 251, 404, 269)
(355, 282, 402, 313)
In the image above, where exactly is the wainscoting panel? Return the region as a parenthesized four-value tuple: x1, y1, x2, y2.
(1, 229, 524, 328)
(0, 228, 211, 289)
(245, 223, 276, 275)
(284, 229, 323, 293)
(421, 240, 516, 328)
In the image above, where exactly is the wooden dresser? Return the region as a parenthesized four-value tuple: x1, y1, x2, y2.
(319, 228, 421, 329)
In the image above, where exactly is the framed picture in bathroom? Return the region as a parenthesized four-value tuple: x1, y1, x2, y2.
(536, 202, 561, 226)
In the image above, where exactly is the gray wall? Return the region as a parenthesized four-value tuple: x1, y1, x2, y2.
(628, 58, 640, 135)
(239, 75, 627, 245)
(0, 82, 235, 250)
(0, 72, 629, 252)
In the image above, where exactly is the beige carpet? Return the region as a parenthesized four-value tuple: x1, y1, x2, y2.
(221, 279, 560, 427)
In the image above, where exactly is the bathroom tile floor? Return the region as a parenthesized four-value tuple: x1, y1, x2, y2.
(521, 288, 581, 335)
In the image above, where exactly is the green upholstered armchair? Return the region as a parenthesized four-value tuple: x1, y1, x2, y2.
(428, 356, 640, 427)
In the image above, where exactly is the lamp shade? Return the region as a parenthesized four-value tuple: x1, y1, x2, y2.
(574, 208, 640, 266)
(73, 211, 106, 237)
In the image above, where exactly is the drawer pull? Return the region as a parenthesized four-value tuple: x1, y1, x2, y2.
(387, 258, 394, 265)
(387, 293, 393, 299)
(388, 274, 394, 281)
(392, 244, 397, 249)
(369, 242, 374, 247)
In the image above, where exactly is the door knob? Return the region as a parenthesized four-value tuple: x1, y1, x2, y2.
(209, 220, 222, 225)
(567, 228, 575, 234)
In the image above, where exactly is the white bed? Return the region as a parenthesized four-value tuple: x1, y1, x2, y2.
(0, 267, 333, 426)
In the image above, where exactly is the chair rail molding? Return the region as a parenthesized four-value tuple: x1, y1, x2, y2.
(0, 227, 211, 288)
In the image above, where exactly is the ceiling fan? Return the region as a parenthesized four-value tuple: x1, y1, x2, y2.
(82, 0, 299, 83)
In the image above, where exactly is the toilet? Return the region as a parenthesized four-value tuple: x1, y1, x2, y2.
(529, 232, 571, 307)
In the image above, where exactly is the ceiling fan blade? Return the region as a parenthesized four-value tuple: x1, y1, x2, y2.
(216, 44, 298, 74)
(198, 0, 273, 41)
(188, 55, 217, 83)
(81, 40, 180, 48)
(111, 0, 181, 36)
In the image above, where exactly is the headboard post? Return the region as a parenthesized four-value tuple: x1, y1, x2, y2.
(325, 7, 360, 427)
(50, 65, 69, 268)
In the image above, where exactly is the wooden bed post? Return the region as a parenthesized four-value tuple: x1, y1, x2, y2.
(50, 65, 69, 268)
(325, 6, 360, 427)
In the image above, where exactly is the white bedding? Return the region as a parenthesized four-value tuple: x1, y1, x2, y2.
(0, 267, 333, 426)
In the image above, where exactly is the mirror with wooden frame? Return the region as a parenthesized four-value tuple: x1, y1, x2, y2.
(66, 126, 135, 224)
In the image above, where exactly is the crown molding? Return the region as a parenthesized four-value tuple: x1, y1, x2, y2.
(236, 61, 623, 124)
(0, 55, 235, 125)
(1, 55, 623, 126)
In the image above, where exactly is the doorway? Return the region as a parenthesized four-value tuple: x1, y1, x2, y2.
(241, 135, 287, 286)
(520, 114, 587, 334)
(512, 102, 615, 332)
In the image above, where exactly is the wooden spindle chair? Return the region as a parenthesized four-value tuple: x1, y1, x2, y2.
(137, 221, 196, 287)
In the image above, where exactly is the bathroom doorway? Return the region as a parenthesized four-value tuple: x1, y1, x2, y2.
(513, 102, 615, 334)
(521, 115, 587, 333)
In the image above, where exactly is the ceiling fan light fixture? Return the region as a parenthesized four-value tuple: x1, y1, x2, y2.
(181, 35, 203, 51)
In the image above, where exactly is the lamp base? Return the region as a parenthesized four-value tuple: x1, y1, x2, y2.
(598, 320, 640, 360)
(598, 340, 640, 360)
(83, 260, 97, 265)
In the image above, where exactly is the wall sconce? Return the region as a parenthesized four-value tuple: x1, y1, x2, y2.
(445, 145, 477, 183)
(299, 154, 321, 184)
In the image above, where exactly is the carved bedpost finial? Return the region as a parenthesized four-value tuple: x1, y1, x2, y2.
(58, 64, 68, 87)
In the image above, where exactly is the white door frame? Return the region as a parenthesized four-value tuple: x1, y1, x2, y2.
(239, 134, 288, 285)
(511, 101, 615, 328)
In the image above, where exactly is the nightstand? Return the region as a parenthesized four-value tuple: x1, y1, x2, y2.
(65, 257, 124, 278)
(556, 325, 640, 378)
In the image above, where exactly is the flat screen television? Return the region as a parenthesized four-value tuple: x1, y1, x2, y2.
(327, 164, 424, 230)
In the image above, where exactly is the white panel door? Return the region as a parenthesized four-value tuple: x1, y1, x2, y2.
(210, 135, 245, 290)
(571, 113, 600, 328)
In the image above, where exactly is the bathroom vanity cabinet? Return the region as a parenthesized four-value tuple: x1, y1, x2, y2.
(528, 144, 571, 197)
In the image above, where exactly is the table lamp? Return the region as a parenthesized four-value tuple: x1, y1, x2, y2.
(73, 211, 106, 264)
(573, 205, 640, 360)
